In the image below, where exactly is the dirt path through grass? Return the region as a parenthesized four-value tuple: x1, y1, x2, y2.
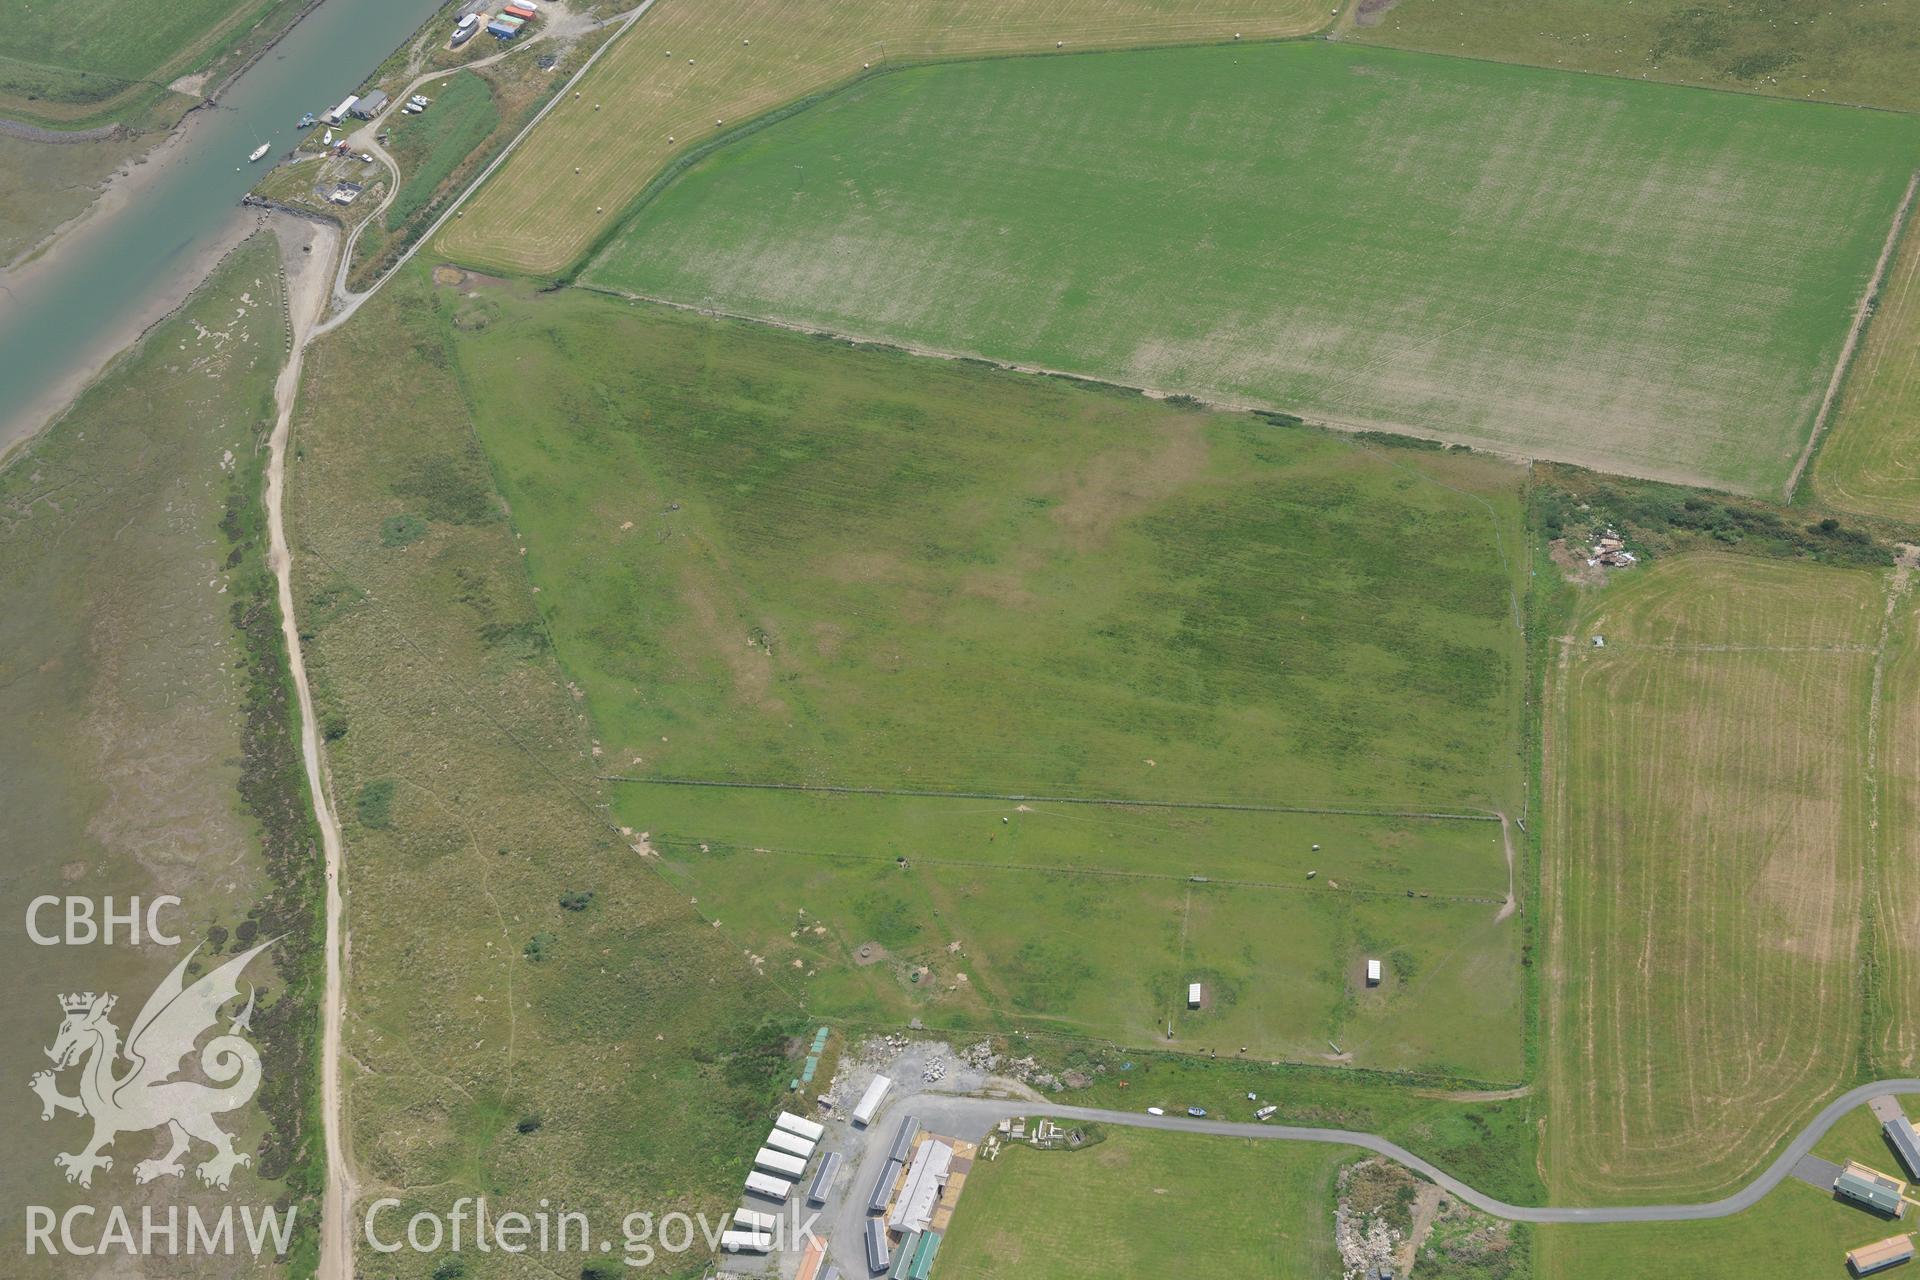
(261, 214, 355, 1280)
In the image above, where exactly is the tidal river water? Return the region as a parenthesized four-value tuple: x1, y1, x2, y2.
(0, 0, 441, 454)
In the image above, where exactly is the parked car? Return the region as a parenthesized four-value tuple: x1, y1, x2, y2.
(1186, 1106, 1207, 1118)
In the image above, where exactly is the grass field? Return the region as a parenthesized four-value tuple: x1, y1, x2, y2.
(1346, 0, 1920, 114)
(937, 1128, 1353, 1278)
(585, 41, 1920, 495)
(1811, 211, 1920, 521)
(0, 233, 322, 1274)
(456, 288, 1527, 810)
(382, 70, 499, 231)
(435, 0, 1330, 275)
(0, 0, 301, 127)
(1543, 554, 1892, 1203)
(1535, 1179, 1904, 1280)
(288, 265, 807, 1278)
(435, 283, 1529, 1075)
(1877, 582, 1920, 1073)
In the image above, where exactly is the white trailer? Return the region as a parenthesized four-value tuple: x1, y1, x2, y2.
(754, 1147, 808, 1180)
(851, 1074, 893, 1127)
(1187, 982, 1203, 1009)
(765, 1127, 816, 1159)
(744, 1171, 793, 1201)
(1366, 959, 1383, 987)
(733, 1207, 778, 1232)
(719, 1230, 771, 1254)
(776, 1110, 826, 1143)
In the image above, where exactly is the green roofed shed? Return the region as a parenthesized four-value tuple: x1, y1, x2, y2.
(1836, 1163, 1907, 1217)
(889, 1230, 920, 1280)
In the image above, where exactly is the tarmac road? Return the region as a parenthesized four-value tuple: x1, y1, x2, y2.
(821, 1077, 1920, 1272)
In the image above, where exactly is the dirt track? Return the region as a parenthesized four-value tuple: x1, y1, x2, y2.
(262, 215, 357, 1280)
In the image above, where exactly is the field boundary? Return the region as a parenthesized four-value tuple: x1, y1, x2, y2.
(651, 835, 1510, 906)
(602, 774, 1502, 821)
(1789, 169, 1920, 502)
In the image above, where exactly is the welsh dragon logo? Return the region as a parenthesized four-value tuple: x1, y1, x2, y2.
(29, 939, 273, 1190)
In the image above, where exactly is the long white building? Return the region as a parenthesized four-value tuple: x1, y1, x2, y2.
(886, 1138, 954, 1234)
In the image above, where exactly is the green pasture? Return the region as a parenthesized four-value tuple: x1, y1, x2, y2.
(938, 1128, 1352, 1279)
(628, 782, 1511, 893)
(0, 0, 293, 121)
(587, 41, 1920, 495)
(451, 289, 1527, 811)
(382, 70, 499, 231)
(443, 284, 1528, 1076)
(656, 829, 1521, 1076)
(1536, 1179, 1905, 1280)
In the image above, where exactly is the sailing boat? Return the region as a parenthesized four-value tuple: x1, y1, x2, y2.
(248, 142, 271, 163)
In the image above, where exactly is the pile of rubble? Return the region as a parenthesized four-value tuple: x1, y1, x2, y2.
(961, 1041, 998, 1071)
(1586, 527, 1637, 568)
(921, 1058, 947, 1084)
(1334, 1203, 1401, 1280)
(999, 1054, 1063, 1093)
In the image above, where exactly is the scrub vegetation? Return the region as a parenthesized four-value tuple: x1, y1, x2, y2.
(287, 266, 806, 1276)
(437, 0, 1332, 275)
(0, 233, 322, 1272)
(586, 41, 1920, 495)
(1347, 0, 1920, 114)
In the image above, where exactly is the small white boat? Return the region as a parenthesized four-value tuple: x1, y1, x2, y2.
(248, 143, 271, 163)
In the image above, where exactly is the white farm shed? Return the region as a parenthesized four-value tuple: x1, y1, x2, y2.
(1187, 982, 1203, 1009)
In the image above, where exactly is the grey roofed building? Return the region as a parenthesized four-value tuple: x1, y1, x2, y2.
(350, 90, 389, 118)
(887, 1115, 920, 1166)
(866, 1157, 901, 1215)
(1888, 1116, 1920, 1181)
(806, 1150, 842, 1205)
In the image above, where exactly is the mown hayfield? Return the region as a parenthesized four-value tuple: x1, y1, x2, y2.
(937, 1129, 1352, 1280)
(435, 0, 1330, 275)
(1878, 589, 1920, 1073)
(587, 41, 1920, 495)
(440, 282, 1529, 1074)
(1812, 211, 1920, 521)
(1544, 555, 1886, 1203)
